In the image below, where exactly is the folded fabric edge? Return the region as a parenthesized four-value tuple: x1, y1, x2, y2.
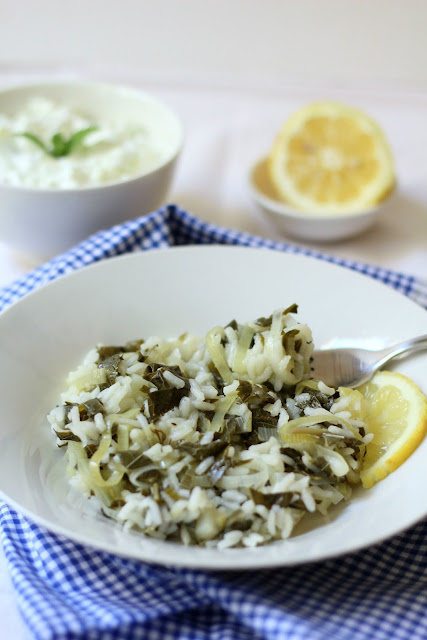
(0, 204, 426, 314)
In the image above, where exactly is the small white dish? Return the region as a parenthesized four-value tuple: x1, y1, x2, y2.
(0, 81, 184, 258)
(249, 157, 394, 242)
(0, 245, 426, 570)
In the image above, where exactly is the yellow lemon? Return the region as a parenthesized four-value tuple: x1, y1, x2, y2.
(269, 102, 395, 214)
(357, 371, 427, 489)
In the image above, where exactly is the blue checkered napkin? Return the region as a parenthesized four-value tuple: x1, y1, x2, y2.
(1, 204, 426, 313)
(1, 205, 427, 640)
(1, 504, 427, 640)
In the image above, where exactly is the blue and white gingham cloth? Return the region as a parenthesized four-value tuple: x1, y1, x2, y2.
(1, 205, 427, 640)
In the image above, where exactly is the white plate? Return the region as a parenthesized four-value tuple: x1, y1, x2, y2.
(0, 245, 426, 570)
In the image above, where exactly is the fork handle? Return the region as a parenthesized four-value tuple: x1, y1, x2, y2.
(378, 334, 427, 368)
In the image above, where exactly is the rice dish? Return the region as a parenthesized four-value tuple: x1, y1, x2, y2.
(47, 306, 371, 548)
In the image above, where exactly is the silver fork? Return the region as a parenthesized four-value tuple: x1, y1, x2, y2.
(311, 335, 427, 388)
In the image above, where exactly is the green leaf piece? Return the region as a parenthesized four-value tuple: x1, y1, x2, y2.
(66, 126, 98, 154)
(15, 126, 98, 158)
(16, 132, 50, 155)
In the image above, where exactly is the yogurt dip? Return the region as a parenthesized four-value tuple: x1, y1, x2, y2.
(0, 97, 167, 189)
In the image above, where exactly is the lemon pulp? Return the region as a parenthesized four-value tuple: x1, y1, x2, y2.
(269, 102, 395, 214)
(357, 371, 427, 488)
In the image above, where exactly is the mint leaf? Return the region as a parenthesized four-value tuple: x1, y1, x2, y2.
(51, 133, 68, 158)
(16, 132, 50, 155)
(15, 126, 98, 158)
(66, 126, 98, 154)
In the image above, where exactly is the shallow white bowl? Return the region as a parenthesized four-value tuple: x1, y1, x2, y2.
(0, 81, 183, 257)
(0, 245, 426, 570)
(249, 157, 394, 242)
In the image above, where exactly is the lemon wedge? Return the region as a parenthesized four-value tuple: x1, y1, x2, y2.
(357, 371, 427, 489)
(269, 102, 395, 214)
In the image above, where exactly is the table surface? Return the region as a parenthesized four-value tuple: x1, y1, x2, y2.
(0, 72, 426, 637)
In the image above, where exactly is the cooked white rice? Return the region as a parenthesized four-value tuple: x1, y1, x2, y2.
(47, 306, 370, 548)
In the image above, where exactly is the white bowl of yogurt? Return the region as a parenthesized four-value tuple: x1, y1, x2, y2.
(0, 81, 183, 257)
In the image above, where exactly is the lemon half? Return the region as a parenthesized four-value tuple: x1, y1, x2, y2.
(269, 102, 395, 214)
(357, 371, 427, 489)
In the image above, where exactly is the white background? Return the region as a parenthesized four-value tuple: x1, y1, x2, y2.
(0, 1, 426, 637)
(0, 0, 427, 90)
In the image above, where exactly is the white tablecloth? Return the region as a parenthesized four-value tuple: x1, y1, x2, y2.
(0, 70, 426, 637)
